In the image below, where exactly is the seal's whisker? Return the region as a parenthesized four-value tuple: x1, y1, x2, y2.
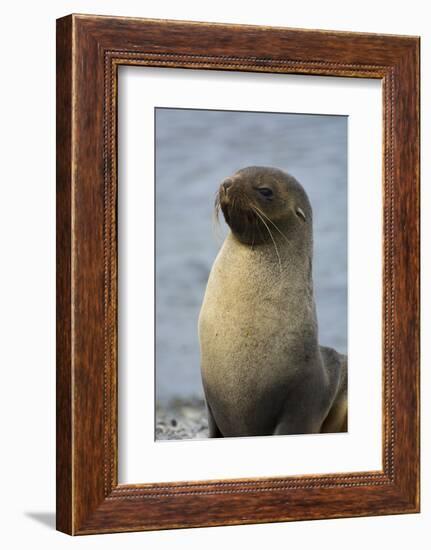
(212, 212, 223, 243)
(254, 212, 265, 244)
(212, 193, 224, 243)
(252, 204, 289, 242)
(214, 192, 222, 220)
(252, 208, 282, 272)
(251, 228, 256, 250)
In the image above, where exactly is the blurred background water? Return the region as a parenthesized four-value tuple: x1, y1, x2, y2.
(155, 108, 347, 406)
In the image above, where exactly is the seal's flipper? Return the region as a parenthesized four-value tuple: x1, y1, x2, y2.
(319, 346, 348, 433)
(206, 401, 223, 438)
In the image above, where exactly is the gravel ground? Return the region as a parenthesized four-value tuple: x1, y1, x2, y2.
(156, 399, 209, 440)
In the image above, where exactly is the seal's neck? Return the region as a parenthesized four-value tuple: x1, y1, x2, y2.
(215, 231, 318, 343)
(226, 229, 313, 283)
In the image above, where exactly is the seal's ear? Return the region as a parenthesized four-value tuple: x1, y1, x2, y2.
(296, 207, 306, 222)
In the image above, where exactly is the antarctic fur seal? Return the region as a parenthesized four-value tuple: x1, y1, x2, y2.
(198, 166, 347, 437)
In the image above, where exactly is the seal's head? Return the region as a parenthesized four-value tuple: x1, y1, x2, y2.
(216, 166, 312, 246)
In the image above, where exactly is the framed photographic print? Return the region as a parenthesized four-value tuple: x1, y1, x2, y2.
(56, 14, 420, 535)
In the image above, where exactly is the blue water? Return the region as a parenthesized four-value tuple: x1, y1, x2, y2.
(155, 108, 347, 404)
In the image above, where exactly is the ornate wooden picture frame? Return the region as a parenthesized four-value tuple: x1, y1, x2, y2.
(56, 14, 420, 535)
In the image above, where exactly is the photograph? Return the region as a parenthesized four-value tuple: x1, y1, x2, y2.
(49, 8, 420, 538)
(155, 107, 348, 441)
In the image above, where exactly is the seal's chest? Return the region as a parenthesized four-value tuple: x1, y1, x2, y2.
(200, 309, 291, 389)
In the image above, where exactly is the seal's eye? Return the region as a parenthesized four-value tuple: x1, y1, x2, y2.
(257, 187, 273, 198)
